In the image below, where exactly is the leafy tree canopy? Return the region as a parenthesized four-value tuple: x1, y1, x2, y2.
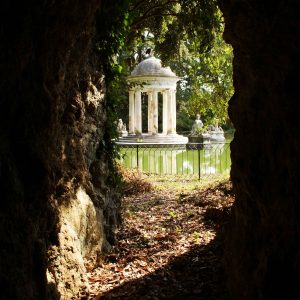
(126, 0, 221, 63)
(96, 0, 233, 133)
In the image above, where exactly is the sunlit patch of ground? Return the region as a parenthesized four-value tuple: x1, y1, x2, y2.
(88, 177, 234, 299)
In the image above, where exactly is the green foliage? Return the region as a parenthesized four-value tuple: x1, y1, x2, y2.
(94, 0, 233, 147)
(183, 25, 234, 125)
(95, 0, 131, 78)
(169, 211, 178, 218)
(176, 110, 194, 133)
(108, 1, 233, 130)
(192, 125, 209, 135)
(192, 231, 201, 244)
(94, 0, 131, 183)
(127, 0, 221, 62)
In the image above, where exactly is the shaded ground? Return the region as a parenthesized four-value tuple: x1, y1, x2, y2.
(88, 178, 234, 299)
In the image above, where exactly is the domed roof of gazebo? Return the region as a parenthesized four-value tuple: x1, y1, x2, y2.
(129, 56, 177, 78)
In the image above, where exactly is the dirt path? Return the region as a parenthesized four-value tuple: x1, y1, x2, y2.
(88, 180, 234, 299)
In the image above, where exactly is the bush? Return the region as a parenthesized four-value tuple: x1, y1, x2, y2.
(176, 111, 194, 134)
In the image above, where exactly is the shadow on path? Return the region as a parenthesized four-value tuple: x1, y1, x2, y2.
(92, 181, 234, 299)
(95, 213, 230, 299)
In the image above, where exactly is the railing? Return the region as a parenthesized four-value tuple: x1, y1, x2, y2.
(117, 142, 231, 181)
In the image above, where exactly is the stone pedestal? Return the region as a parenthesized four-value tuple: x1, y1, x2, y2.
(188, 133, 211, 149)
(208, 131, 225, 142)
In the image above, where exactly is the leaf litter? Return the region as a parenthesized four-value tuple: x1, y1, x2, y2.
(88, 176, 234, 299)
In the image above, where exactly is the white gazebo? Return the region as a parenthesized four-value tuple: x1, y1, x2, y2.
(119, 55, 188, 144)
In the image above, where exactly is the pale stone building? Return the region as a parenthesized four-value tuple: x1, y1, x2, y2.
(118, 55, 188, 144)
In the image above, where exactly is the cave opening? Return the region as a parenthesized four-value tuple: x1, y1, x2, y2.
(0, 0, 299, 299)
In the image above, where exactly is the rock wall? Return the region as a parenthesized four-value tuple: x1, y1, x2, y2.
(218, 0, 300, 299)
(2, 0, 300, 299)
(0, 1, 120, 299)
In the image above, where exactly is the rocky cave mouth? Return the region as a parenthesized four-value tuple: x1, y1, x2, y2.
(0, 1, 299, 299)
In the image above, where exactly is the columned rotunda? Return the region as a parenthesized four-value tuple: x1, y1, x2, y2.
(118, 56, 188, 144)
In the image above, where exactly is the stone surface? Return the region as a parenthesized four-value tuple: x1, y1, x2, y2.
(187, 134, 211, 149)
(208, 131, 225, 142)
(130, 56, 177, 77)
(0, 1, 120, 299)
(116, 133, 188, 145)
(219, 0, 300, 299)
(1, 1, 300, 299)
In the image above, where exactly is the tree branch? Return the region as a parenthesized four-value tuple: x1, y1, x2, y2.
(129, 0, 180, 13)
(130, 12, 181, 30)
(129, 0, 181, 30)
(129, 0, 149, 13)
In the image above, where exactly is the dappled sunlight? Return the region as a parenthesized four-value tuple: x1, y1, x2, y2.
(88, 181, 234, 299)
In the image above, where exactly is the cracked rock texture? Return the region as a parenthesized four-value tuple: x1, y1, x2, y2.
(0, 1, 120, 299)
(1, 0, 299, 299)
(219, 0, 300, 299)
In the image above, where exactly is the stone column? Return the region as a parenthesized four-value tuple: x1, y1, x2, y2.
(163, 91, 168, 134)
(128, 90, 135, 134)
(152, 90, 158, 134)
(167, 90, 173, 134)
(171, 89, 177, 134)
(135, 90, 142, 134)
(147, 91, 153, 134)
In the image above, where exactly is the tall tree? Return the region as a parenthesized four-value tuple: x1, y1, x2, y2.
(126, 0, 221, 63)
(180, 26, 233, 126)
(98, 0, 233, 131)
